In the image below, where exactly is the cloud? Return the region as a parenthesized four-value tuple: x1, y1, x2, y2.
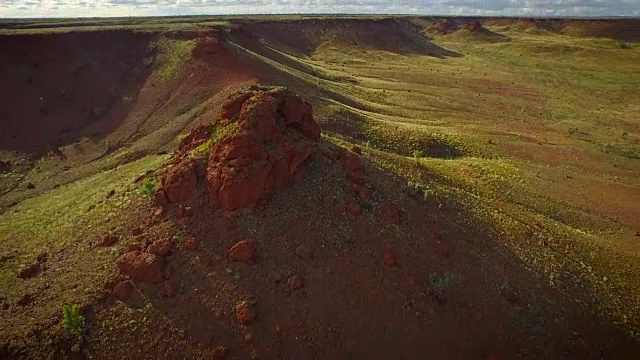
(0, 0, 637, 18)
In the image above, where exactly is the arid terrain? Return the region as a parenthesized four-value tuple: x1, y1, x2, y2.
(0, 15, 638, 359)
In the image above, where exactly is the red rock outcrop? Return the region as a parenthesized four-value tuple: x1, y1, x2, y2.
(160, 85, 320, 211)
(160, 158, 197, 204)
(116, 251, 164, 283)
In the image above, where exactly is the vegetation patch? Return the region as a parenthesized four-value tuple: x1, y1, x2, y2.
(188, 121, 241, 157)
(147, 36, 196, 79)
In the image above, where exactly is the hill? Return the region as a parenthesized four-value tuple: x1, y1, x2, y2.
(0, 15, 639, 359)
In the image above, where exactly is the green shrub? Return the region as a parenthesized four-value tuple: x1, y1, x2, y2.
(140, 177, 157, 197)
(62, 304, 85, 339)
(412, 149, 423, 166)
(429, 272, 453, 290)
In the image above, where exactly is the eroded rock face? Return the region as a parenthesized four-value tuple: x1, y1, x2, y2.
(160, 158, 197, 204)
(163, 85, 320, 211)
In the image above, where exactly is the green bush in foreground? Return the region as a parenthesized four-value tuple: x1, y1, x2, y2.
(62, 304, 85, 339)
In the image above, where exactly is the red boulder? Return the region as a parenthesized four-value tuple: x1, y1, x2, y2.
(113, 280, 134, 301)
(236, 301, 256, 324)
(227, 240, 256, 264)
(345, 198, 361, 216)
(160, 158, 197, 204)
(147, 239, 174, 257)
(382, 249, 397, 267)
(116, 251, 164, 283)
(345, 156, 365, 185)
(380, 201, 400, 224)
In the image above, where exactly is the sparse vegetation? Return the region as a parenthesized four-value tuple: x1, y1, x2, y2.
(146, 36, 196, 79)
(412, 149, 422, 166)
(429, 272, 454, 290)
(62, 304, 85, 340)
(189, 122, 241, 157)
(140, 177, 157, 197)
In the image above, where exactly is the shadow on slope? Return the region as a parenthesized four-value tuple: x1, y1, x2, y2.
(232, 18, 462, 58)
(0, 30, 155, 157)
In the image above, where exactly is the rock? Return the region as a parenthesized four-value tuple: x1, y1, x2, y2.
(185, 237, 199, 251)
(227, 240, 256, 264)
(287, 274, 304, 290)
(147, 239, 173, 256)
(154, 190, 169, 208)
(113, 280, 134, 301)
(160, 281, 176, 298)
(350, 146, 362, 154)
(160, 158, 197, 204)
(353, 184, 373, 200)
(345, 198, 361, 216)
(203, 86, 319, 210)
(502, 288, 519, 303)
(176, 204, 187, 217)
(345, 156, 365, 185)
(464, 20, 483, 32)
(294, 244, 312, 260)
(153, 207, 165, 218)
(100, 234, 118, 247)
(26, 182, 35, 190)
(382, 249, 397, 267)
(116, 251, 164, 283)
(236, 301, 256, 324)
(17, 263, 42, 279)
(435, 243, 453, 258)
(380, 201, 400, 224)
(192, 36, 227, 57)
(211, 345, 229, 360)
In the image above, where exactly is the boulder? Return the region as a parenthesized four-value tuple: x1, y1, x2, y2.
(168, 85, 320, 211)
(116, 251, 164, 283)
(160, 158, 197, 204)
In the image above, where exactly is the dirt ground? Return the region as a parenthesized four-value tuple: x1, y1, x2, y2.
(0, 16, 638, 359)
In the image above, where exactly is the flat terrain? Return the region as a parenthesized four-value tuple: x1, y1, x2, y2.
(0, 15, 638, 359)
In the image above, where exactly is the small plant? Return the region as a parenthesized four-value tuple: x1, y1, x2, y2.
(110, 247, 121, 257)
(140, 177, 157, 197)
(62, 304, 85, 339)
(429, 272, 454, 291)
(412, 149, 422, 166)
(422, 186, 436, 200)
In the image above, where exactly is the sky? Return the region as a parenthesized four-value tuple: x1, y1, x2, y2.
(0, 0, 638, 19)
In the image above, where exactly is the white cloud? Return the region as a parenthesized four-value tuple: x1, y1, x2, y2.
(0, 0, 637, 18)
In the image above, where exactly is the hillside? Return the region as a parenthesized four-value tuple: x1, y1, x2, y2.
(0, 16, 639, 359)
